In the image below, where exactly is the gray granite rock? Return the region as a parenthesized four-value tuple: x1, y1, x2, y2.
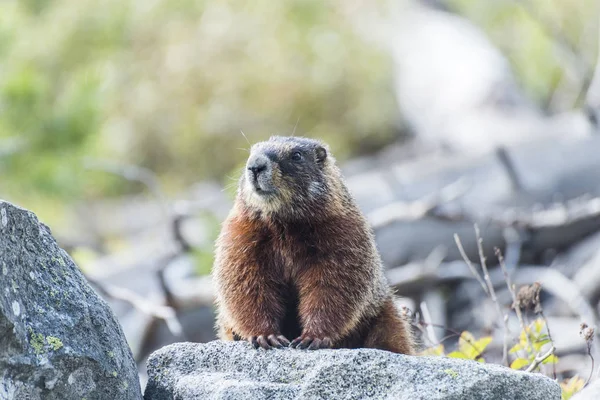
(144, 341, 561, 400)
(0, 200, 142, 400)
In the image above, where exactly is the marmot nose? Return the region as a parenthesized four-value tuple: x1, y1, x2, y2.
(247, 154, 269, 179)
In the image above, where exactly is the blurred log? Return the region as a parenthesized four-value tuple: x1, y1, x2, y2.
(341, 0, 600, 268)
(346, 135, 600, 266)
(573, 249, 600, 307)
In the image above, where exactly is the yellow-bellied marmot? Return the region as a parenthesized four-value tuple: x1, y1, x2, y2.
(212, 136, 414, 354)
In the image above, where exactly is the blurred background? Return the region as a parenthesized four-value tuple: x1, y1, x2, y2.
(1, 0, 600, 391)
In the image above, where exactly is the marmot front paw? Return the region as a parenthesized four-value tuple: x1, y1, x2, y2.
(249, 334, 290, 349)
(290, 335, 332, 350)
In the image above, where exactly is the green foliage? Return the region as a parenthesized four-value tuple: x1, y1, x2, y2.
(0, 0, 398, 224)
(418, 331, 492, 362)
(447, 331, 492, 362)
(419, 318, 580, 399)
(508, 319, 558, 371)
(447, 0, 598, 108)
(419, 343, 445, 357)
(509, 358, 529, 370)
(2, 0, 594, 228)
(560, 376, 585, 400)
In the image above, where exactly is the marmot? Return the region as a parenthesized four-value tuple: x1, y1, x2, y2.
(212, 136, 414, 354)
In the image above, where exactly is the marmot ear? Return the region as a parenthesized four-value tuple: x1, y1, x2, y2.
(315, 146, 327, 163)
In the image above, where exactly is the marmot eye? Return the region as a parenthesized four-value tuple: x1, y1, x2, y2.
(291, 151, 303, 161)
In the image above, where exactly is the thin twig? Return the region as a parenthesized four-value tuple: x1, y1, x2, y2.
(495, 248, 532, 353)
(526, 346, 556, 372)
(454, 234, 489, 295)
(539, 310, 557, 379)
(412, 321, 437, 348)
(580, 323, 596, 385)
(420, 301, 439, 344)
(475, 224, 509, 367)
(588, 352, 596, 385)
(587, 343, 595, 386)
(407, 309, 437, 348)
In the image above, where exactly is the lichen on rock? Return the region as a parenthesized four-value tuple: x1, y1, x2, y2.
(0, 200, 142, 400)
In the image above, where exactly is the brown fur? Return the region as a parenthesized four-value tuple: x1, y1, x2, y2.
(212, 136, 414, 354)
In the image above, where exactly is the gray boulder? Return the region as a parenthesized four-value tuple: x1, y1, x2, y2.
(0, 200, 142, 400)
(144, 341, 561, 400)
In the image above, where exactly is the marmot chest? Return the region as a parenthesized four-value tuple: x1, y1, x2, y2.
(265, 224, 322, 278)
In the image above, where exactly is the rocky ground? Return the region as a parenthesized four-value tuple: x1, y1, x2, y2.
(143, 341, 561, 400)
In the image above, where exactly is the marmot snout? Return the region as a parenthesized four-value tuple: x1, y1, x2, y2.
(213, 135, 415, 354)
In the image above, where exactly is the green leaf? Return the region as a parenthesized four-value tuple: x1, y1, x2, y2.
(447, 351, 469, 359)
(518, 330, 529, 348)
(560, 376, 585, 400)
(542, 354, 558, 364)
(458, 331, 491, 359)
(458, 331, 477, 356)
(510, 358, 529, 370)
(473, 336, 493, 353)
(419, 344, 445, 357)
(509, 343, 522, 354)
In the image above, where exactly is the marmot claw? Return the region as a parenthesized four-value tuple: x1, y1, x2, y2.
(290, 336, 332, 350)
(249, 334, 290, 349)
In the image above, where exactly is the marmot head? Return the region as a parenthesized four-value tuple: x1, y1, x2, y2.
(237, 136, 340, 219)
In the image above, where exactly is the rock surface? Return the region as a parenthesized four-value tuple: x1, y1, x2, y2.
(0, 201, 142, 400)
(144, 341, 561, 400)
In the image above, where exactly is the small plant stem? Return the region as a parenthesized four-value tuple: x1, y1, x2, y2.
(420, 301, 439, 344)
(586, 342, 595, 386)
(454, 234, 489, 295)
(539, 310, 557, 379)
(475, 224, 509, 367)
(495, 248, 533, 354)
(526, 346, 556, 372)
